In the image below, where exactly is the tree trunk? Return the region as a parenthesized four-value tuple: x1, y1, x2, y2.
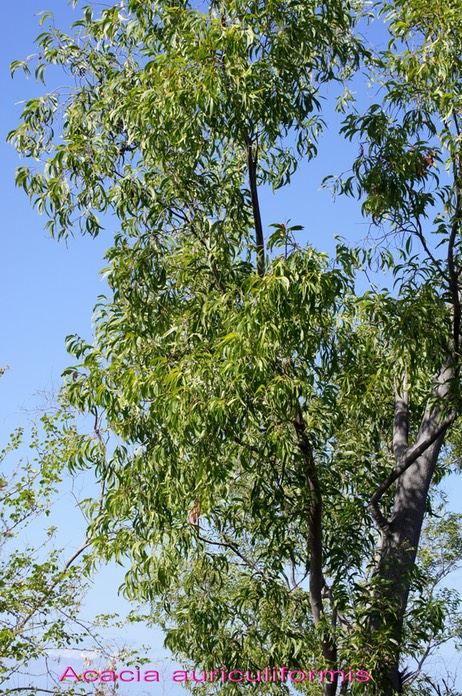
(370, 433, 446, 695)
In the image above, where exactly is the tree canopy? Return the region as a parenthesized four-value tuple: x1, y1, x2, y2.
(8, 0, 462, 694)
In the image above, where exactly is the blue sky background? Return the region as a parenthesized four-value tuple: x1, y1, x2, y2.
(1, 1, 461, 693)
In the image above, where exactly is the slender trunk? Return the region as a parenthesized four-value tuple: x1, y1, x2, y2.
(294, 408, 338, 696)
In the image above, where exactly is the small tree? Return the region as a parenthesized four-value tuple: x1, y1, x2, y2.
(0, 410, 138, 695)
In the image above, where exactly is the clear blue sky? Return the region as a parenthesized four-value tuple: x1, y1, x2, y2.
(1, 1, 461, 692)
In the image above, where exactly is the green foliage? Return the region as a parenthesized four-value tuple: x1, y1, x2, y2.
(0, 417, 84, 693)
(8, 0, 366, 240)
(0, 412, 143, 695)
(8, 1, 462, 694)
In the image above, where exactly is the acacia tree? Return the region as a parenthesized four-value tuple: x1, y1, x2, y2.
(8, 0, 462, 694)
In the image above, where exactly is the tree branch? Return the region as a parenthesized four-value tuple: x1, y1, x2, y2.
(369, 359, 458, 528)
(5, 689, 60, 694)
(63, 539, 91, 572)
(15, 539, 92, 637)
(448, 211, 461, 359)
(369, 410, 454, 514)
(245, 133, 265, 277)
(448, 113, 462, 358)
(412, 214, 444, 273)
(392, 383, 409, 460)
(293, 408, 324, 625)
(401, 644, 433, 686)
(293, 406, 337, 682)
(197, 533, 274, 583)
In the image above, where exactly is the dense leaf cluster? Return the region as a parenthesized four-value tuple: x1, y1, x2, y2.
(8, 0, 462, 694)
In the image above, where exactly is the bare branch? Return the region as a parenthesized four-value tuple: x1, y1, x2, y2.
(401, 644, 432, 685)
(5, 689, 59, 695)
(410, 205, 444, 274)
(63, 539, 92, 572)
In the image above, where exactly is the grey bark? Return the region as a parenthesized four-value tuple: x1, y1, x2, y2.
(368, 364, 455, 695)
(374, 434, 446, 695)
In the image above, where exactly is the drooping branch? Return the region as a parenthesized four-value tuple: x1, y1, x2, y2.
(412, 212, 444, 274)
(245, 133, 265, 277)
